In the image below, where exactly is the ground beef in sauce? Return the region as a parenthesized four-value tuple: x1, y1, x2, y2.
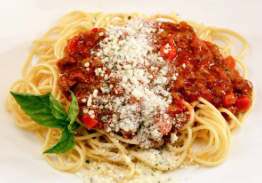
(156, 22, 252, 115)
(57, 20, 253, 148)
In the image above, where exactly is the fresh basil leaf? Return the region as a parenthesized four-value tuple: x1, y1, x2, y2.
(10, 92, 67, 128)
(49, 95, 67, 120)
(44, 128, 75, 154)
(67, 92, 79, 131)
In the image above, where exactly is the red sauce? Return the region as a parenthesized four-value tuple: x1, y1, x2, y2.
(57, 22, 253, 137)
(156, 22, 252, 115)
(57, 28, 106, 99)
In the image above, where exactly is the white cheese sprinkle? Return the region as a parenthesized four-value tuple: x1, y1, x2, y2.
(86, 18, 178, 147)
(81, 98, 87, 103)
(93, 89, 98, 97)
(84, 62, 90, 67)
(87, 95, 93, 107)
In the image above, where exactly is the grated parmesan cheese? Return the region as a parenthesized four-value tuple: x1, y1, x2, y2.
(84, 18, 178, 148)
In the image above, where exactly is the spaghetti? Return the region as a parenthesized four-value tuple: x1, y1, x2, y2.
(7, 11, 253, 182)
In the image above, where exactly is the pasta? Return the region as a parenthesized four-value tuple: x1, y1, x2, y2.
(6, 11, 252, 182)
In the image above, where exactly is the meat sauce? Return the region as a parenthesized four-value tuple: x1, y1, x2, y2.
(57, 21, 252, 144)
(57, 28, 106, 99)
(156, 22, 252, 115)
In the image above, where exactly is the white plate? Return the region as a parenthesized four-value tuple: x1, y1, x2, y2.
(0, 0, 262, 182)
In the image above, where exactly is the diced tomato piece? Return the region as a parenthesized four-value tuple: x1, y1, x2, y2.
(81, 114, 98, 129)
(223, 93, 236, 107)
(224, 56, 236, 69)
(235, 96, 251, 112)
(160, 36, 177, 62)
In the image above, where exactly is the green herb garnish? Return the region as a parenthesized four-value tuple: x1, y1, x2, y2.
(67, 91, 79, 132)
(44, 127, 75, 154)
(10, 91, 80, 154)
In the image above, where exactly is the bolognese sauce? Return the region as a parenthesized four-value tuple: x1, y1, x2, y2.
(57, 19, 252, 148)
(156, 22, 252, 115)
